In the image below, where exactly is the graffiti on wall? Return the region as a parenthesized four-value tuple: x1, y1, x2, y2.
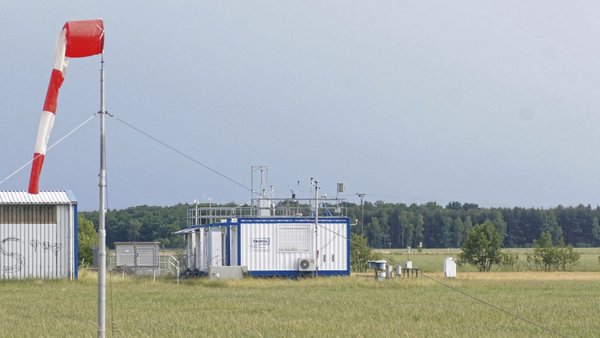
(0, 237, 62, 274)
(0, 238, 23, 273)
(30, 240, 62, 254)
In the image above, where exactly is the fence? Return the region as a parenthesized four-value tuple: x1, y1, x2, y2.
(103, 252, 181, 277)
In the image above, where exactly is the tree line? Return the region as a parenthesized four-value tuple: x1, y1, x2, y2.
(344, 201, 600, 248)
(80, 201, 600, 249)
(81, 204, 189, 248)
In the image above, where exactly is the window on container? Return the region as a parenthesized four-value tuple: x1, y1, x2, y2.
(277, 225, 311, 252)
(0, 205, 57, 224)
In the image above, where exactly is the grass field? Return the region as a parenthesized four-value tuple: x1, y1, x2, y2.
(375, 247, 600, 272)
(1, 268, 599, 337)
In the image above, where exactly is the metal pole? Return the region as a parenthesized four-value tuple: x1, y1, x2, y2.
(250, 166, 254, 208)
(313, 179, 318, 276)
(357, 193, 365, 236)
(208, 197, 212, 223)
(361, 197, 364, 236)
(97, 55, 107, 338)
(194, 199, 198, 226)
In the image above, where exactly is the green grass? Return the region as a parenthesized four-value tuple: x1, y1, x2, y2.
(1, 269, 599, 337)
(375, 247, 600, 272)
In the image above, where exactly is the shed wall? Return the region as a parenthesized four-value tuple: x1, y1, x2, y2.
(0, 204, 75, 279)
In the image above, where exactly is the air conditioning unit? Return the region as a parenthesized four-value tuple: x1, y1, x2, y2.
(298, 258, 316, 272)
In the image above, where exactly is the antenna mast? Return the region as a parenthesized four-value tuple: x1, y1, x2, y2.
(97, 54, 107, 338)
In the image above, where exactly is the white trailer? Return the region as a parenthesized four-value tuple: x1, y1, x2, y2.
(180, 217, 350, 277)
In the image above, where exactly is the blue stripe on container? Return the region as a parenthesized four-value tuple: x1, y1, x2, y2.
(73, 203, 78, 280)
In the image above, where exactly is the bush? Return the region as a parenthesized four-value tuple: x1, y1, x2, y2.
(556, 245, 580, 272)
(528, 231, 580, 271)
(350, 233, 381, 272)
(498, 251, 519, 271)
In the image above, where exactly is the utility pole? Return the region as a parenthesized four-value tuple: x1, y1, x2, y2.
(356, 193, 365, 236)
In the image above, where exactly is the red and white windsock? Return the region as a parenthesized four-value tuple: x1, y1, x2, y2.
(28, 19, 104, 194)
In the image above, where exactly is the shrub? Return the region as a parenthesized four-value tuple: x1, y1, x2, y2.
(528, 231, 580, 271)
(350, 233, 381, 272)
(556, 245, 580, 272)
(498, 251, 519, 271)
(78, 214, 97, 267)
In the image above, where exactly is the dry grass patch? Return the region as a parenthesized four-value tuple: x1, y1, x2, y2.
(457, 271, 600, 281)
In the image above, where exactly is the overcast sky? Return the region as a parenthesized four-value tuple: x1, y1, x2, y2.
(2, 1, 600, 210)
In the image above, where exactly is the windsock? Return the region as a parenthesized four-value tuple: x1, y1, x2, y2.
(28, 19, 104, 194)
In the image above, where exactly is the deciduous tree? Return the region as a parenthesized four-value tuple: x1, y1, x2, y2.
(459, 221, 503, 272)
(78, 214, 97, 266)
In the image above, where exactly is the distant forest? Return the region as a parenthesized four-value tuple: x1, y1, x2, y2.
(81, 201, 600, 249)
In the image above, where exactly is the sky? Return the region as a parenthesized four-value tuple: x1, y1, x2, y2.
(2, 1, 600, 211)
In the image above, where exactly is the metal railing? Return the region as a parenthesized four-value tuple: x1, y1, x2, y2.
(104, 253, 181, 279)
(187, 198, 347, 226)
(166, 255, 180, 284)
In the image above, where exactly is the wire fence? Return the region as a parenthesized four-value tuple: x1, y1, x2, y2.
(96, 253, 182, 276)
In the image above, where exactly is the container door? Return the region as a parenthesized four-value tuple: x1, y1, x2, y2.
(208, 229, 222, 266)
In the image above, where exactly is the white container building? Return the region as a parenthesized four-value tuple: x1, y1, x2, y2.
(177, 169, 350, 277)
(0, 191, 78, 279)
(179, 216, 350, 277)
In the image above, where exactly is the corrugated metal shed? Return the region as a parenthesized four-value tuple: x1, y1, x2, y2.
(0, 191, 76, 204)
(0, 191, 78, 280)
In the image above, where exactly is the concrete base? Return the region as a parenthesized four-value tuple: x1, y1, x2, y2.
(208, 266, 247, 280)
